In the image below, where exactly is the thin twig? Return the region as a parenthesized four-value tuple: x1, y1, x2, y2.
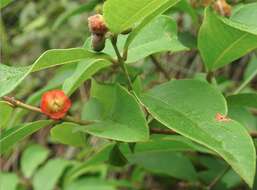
(2, 96, 42, 113)
(207, 165, 230, 190)
(110, 35, 133, 90)
(65, 115, 94, 125)
(1, 96, 93, 126)
(150, 55, 170, 80)
(233, 69, 257, 94)
(150, 128, 177, 135)
(206, 71, 214, 83)
(3, 96, 257, 138)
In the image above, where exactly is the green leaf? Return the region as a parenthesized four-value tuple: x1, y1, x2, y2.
(81, 98, 105, 121)
(198, 8, 257, 71)
(103, 0, 180, 34)
(125, 16, 188, 63)
(8, 65, 75, 127)
(231, 2, 257, 28)
(244, 55, 257, 82)
(228, 105, 257, 132)
(21, 144, 50, 178)
(198, 157, 241, 190)
(33, 158, 72, 190)
(199, 169, 241, 190)
(227, 93, 257, 109)
(75, 81, 149, 142)
(63, 59, 112, 96)
(84, 16, 187, 63)
(0, 120, 53, 154)
(0, 172, 19, 190)
(0, 48, 110, 97)
(50, 123, 86, 147)
(139, 79, 256, 187)
(0, 101, 13, 129)
(64, 143, 115, 185)
(128, 151, 197, 181)
(128, 135, 213, 154)
(227, 93, 257, 132)
(234, 55, 257, 94)
(124, 3, 182, 55)
(108, 144, 128, 167)
(0, 0, 13, 9)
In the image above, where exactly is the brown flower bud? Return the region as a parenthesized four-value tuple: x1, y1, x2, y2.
(88, 14, 108, 35)
(202, 0, 213, 6)
(91, 34, 106, 52)
(213, 0, 231, 17)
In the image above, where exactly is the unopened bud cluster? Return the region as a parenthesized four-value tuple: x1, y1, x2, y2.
(88, 14, 108, 52)
(213, 0, 231, 17)
(190, 0, 231, 17)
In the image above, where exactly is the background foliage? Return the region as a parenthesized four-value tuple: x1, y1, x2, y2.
(0, 0, 257, 190)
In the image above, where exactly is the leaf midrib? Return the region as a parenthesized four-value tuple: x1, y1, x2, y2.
(142, 93, 254, 186)
(119, 0, 165, 32)
(212, 33, 249, 69)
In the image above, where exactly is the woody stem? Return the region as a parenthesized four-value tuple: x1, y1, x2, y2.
(1, 96, 94, 126)
(2, 96, 257, 138)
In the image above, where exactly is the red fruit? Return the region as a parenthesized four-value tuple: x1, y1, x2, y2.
(41, 90, 72, 120)
(88, 14, 108, 35)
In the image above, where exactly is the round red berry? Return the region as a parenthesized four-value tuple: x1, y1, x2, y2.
(40, 90, 72, 120)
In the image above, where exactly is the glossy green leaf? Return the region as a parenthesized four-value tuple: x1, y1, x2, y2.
(33, 158, 72, 190)
(128, 151, 197, 181)
(81, 98, 105, 121)
(108, 144, 128, 167)
(129, 135, 213, 154)
(0, 172, 19, 190)
(234, 55, 257, 94)
(198, 156, 241, 190)
(103, 0, 180, 34)
(21, 144, 50, 178)
(0, 48, 110, 97)
(84, 16, 188, 63)
(0, 120, 52, 154)
(198, 8, 257, 71)
(200, 169, 241, 190)
(244, 55, 257, 82)
(228, 105, 257, 132)
(50, 123, 85, 147)
(227, 93, 257, 109)
(227, 93, 257, 132)
(139, 79, 256, 187)
(125, 16, 188, 63)
(76, 81, 149, 142)
(0, 101, 13, 129)
(63, 59, 112, 96)
(231, 2, 257, 27)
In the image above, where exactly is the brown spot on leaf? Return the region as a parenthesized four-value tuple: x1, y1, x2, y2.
(215, 113, 231, 122)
